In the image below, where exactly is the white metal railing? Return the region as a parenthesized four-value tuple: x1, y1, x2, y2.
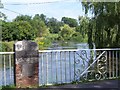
(38, 49, 120, 86)
(0, 52, 14, 86)
(0, 48, 120, 86)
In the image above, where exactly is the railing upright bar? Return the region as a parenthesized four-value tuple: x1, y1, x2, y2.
(69, 51, 71, 82)
(3, 55, 6, 86)
(74, 51, 76, 81)
(112, 51, 114, 78)
(55, 52, 58, 83)
(0, 55, 2, 86)
(41, 53, 44, 85)
(116, 51, 118, 78)
(105, 51, 108, 79)
(40, 53, 42, 85)
(9, 54, 12, 84)
(60, 51, 62, 83)
(109, 51, 111, 78)
(65, 51, 67, 83)
(119, 51, 120, 77)
(46, 52, 48, 84)
(51, 52, 53, 84)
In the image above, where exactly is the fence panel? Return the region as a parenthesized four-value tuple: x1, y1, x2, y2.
(39, 49, 120, 86)
(0, 52, 14, 86)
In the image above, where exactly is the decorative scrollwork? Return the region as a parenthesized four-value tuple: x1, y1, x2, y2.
(95, 72, 102, 80)
(81, 50, 91, 62)
(75, 69, 81, 80)
(76, 50, 90, 64)
(75, 69, 81, 76)
(74, 50, 108, 82)
(80, 73, 88, 81)
(96, 51, 107, 80)
(102, 72, 107, 79)
(75, 59, 80, 64)
(75, 50, 96, 81)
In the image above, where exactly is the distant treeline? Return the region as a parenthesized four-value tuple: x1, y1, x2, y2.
(1, 14, 88, 51)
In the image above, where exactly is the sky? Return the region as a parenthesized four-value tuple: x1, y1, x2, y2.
(0, 0, 92, 21)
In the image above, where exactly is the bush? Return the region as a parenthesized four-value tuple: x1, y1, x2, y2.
(34, 37, 51, 50)
(0, 41, 14, 52)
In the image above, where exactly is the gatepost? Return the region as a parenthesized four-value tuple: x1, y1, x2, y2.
(14, 40, 39, 88)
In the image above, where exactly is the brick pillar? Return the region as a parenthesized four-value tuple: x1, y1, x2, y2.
(14, 40, 39, 88)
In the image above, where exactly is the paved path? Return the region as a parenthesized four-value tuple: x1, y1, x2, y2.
(40, 80, 120, 89)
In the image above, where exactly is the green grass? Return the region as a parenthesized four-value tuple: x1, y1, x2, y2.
(0, 85, 15, 90)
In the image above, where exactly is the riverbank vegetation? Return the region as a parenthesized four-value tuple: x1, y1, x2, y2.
(0, 2, 120, 52)
(0, 14, 88, 51)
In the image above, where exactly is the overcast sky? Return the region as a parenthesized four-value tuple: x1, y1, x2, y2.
(1, 0, 92, 21)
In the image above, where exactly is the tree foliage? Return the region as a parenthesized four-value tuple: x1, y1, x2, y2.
(32, 16, 49, 37)
(82, 2, 120, 48)
(59, 24, 75, 41)
(46, 17, 63, 33)
(0, 12, 7, 20)
(61, 17, 78, 27)
(76, 16, 89, 38)
(13, 15, 32, 22)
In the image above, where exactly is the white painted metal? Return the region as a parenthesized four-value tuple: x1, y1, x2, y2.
(0, 48, 120, 86)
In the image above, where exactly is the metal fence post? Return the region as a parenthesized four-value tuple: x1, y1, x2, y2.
(13, 43, 16, 86)
(14, 40, 39, 88)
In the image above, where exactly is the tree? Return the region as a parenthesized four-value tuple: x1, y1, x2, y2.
(59, 24, 75, 41)
(82, 2, 120, 48)
(39, 14, 47, 24)
(61, 17, 78, 27)
(2, 21, 13, 41)
(72, 32, 87, 43)
(0, 12, 7, 20)
(46, 17, 63, 33)
(76, 16, 89, 38)
(13, 15, 32, 22)
(13, 21, 35, 40)
(32, 15, 50, 37)
(2, 21, 36, 41)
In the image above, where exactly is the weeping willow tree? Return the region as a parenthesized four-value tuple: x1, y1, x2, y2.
(82, 2, 120, 48)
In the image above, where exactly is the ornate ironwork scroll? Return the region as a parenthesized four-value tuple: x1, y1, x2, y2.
(95, 51, 107, 80)
(74, 50, 107, 82)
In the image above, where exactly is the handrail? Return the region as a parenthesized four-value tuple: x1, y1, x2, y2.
(39, 49, 78, 52)
(0, 48, 120, 54)
(39, 48, 120, 52)
(0, 52, 14, 54)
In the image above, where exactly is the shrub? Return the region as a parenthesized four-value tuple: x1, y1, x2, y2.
(0, 41, 14, 52)
(34, 37, 51, 50)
